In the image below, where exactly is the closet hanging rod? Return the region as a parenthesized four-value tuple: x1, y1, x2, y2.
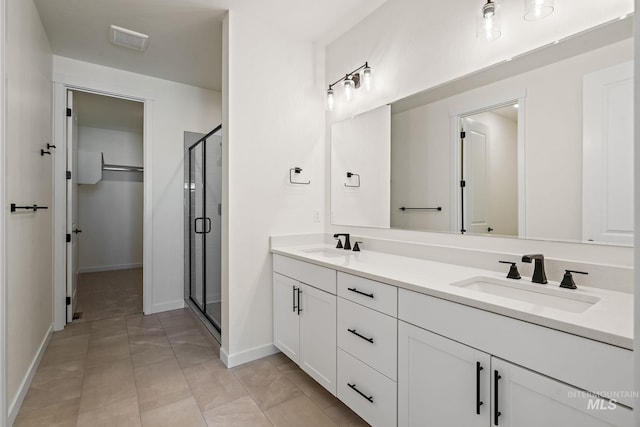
(399, 206, 442, 211)
(102, 164, 144, 172)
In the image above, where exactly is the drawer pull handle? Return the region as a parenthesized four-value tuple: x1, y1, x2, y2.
(348, 328, 374, 343)
(348, 383, 374, 403)
(347, 287, 374, 299)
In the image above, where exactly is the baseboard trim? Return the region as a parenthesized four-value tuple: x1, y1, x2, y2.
(220, 343, 279, 368)
(78, 263, 142, 274)
(149, 299, 185, 314)
(8, 324, 53, 425)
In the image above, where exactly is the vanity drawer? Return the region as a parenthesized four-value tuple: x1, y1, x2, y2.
(337, 348, 397, 427)
(337, 272, 397, 316)
(273, 254, 336, 294)
(337, 298, 397, 381)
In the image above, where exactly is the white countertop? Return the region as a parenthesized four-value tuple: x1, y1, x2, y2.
(271, 243, 633, 350)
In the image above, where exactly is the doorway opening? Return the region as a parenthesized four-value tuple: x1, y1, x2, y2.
(454, 99, 525, 238)
(67, 89, 145, 323)
(184, 126, 222, 341)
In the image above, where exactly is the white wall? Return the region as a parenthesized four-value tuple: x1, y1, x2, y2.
(326, 0, 635, 274)
(634, 0, 640, 417)
(5, 0, 53, 419)
(77, 126, 143, 272)
(223, 10, 325, 365)
(53, 56, 221, 315)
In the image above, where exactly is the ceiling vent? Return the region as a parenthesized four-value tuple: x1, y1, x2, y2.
(109, 25, 149, 52)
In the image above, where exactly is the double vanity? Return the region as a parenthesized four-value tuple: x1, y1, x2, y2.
(271, 238, 633, 427)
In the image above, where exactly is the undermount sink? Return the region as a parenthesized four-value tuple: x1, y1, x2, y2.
(300, 247, 351, 258)
(451, 276, 600, 313)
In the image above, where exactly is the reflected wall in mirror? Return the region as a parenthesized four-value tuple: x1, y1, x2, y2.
(331, 105, 391, 228)
(387, 18, 633, 246)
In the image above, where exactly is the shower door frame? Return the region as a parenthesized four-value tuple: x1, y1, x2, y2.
(187, 125, 222, 333)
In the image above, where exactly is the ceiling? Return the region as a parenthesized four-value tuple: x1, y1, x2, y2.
(73, 91, 144, 133)
(34, 0, 386, 91)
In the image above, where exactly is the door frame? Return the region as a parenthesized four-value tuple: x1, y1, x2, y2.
(449, 90, 526, 238)
(52, 82, 153, 330)
(0, 0, 7, 424)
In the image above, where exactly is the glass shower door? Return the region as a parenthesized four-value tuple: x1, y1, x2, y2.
(187, 126, 222, 333)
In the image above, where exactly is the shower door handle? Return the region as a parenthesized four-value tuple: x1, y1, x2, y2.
(194, 217, 212, 234)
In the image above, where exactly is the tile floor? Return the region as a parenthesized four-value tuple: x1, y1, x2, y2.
(14, 308, 369, 426)
(74, 268, 143, 322)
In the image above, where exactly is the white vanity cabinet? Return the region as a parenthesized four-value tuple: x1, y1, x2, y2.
(398, 321, 491, 427)
(272, 255, 337, 395)
(492, 357, 632, 427)
(336, 272, 398, 426)
(398, 288, 633, 427)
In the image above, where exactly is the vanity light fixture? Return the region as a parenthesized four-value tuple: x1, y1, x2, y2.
(478, 0, 502, 41)
(524, 0, 554, 21)
(325, 62, 372, 111)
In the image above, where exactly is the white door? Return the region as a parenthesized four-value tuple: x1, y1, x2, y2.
(66, 90, 79, 322)
(272, 273, 300, 362)
(582, 61, 634, 245)
(492, 357, 632, 427)
(398, 321, 490, 427)
(461, 118, 491, 235)
(299, 283, 337, 395)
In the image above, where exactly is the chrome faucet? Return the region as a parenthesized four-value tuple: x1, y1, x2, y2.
(521, 254, 547, 284)
(333, 233, 351, 250)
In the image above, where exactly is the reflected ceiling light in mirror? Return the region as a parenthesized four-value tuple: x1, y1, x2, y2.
(478, 0, 502, 41)
(326, 62, 373, 111)
(326, 88, 335, 110)
(344, 75, 355, 101)
(524, 0, 554, 21)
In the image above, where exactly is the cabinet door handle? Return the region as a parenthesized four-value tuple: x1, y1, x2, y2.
(347, 328, 374, 343)
(297, 288, 302, 315)
(476, 362, 484, 415)
(494, 370, 502, 425)
(347, 287, 374, 299)
(292, 286, 297, 312)
(348, 383, 374, 403)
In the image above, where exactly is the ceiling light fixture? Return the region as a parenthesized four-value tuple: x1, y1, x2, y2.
(325, 62, 372, 111)
(478, 0, 502, 41)
(524, 0, 554, 21)
(110, 25, 149, 51)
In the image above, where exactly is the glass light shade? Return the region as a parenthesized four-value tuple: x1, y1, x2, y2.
(326, 88, 335, 111)
(362, 66, 372, 91)
(524, 0, 554, 21)
(343, 77, 354, 101)
(477, 1, 501, 41)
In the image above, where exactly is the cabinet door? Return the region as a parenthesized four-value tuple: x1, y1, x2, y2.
(398, 321, 490, 427)
(299, 283, 337, 395)
(492, 357, 633, 427)
(273, 273, 300, 363)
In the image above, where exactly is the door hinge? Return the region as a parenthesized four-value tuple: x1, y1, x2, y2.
(66, 297, 71, 305)
(460, 180, 466, 188)
(66, 108, 72, 117)
(460, 131, 466, 139)
(66, 171, 71, 180)
(66, 234, 71, 243)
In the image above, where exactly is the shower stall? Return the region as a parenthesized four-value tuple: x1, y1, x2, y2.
(184, 126, 222, 336)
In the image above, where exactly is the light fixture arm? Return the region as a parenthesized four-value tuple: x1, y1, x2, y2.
(328, 62, 370, 90)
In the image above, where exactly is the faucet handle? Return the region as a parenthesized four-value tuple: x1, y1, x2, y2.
(560, 270, 588, 290)
(353, 241, 363, 252)
(499, 261, 521, 280)
(334, 235, 343, 249)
